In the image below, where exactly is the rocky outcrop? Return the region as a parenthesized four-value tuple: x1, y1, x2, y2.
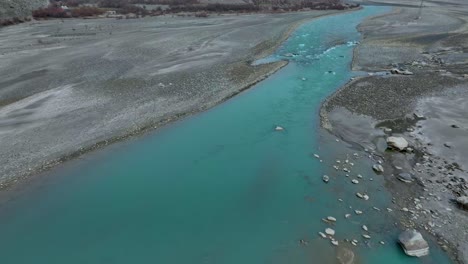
(398, 229, 429, 257)
(386, 136, 409, 151)
(0, 0, 48, 24)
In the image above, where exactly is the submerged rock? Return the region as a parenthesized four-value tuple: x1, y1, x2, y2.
(386, 136, 409, 151)
(336, 247, 355, 264)
(397, 172, 414, 183)
(398, 229, 429, 257)
(275, 126, 284, 131)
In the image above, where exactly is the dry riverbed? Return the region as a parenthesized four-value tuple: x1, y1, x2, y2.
(0, 10, 341, 187)
(322, 1, 468, 263)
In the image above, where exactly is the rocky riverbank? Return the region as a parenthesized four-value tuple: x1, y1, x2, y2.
(321, 1, 468, 263)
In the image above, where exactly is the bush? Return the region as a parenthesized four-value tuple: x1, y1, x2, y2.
(71, 7, 104, 17)
(33, 7, 69, 18)
(195, 12, 208, 17)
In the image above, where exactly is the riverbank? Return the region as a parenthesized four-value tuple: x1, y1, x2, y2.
(321, 1, 468, 263)
(0, 10, 352, 189)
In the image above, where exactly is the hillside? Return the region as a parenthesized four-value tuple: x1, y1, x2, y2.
(0, 0, 48, 23)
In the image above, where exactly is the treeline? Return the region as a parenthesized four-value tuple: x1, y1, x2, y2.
(32, 0, 358, 20)
(33, 6, 104, 18)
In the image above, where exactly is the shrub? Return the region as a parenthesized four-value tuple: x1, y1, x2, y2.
(33, 7, 69, 18)
(71, 7, 104, 17)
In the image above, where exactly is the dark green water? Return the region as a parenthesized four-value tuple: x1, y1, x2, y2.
(0, 7, 453, 264)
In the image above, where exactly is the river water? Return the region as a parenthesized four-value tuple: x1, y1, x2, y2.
(0, 7, 453, 264)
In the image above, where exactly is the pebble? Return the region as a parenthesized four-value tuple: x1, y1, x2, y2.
(345, 214, 351, 218)
(380, 241, 385, 245)
(275, 126, 284, 131)
(355, 210, 363, 215)
(351, 179, 359, 184)
(313, 154, 320, 159)
(362, 234, 371, 239)
(323, 175, 329, 183)
(402, 207, 409, 212)
(318, 232, 327, 238)
(362, 225, 368, 231)
(373, 207, 380, 211)
(357, 174, 363, 179)
(327, 216, 337, 222)
(331, 240, 339, 246)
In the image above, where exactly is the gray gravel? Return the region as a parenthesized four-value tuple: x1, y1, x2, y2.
(322, 1, 468, 263)
(0, 11, 339, 186)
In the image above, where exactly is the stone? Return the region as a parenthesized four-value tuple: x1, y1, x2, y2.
(327, 216, 337, 222)
(397, 172, 414, 183)
(373, 164, 384, 173)
(413, 113, 425, 119)
(362, 234, 371, 239)
(354, 210, 363, 215)
(351, 179, 359, 184)
(390, 68, 414, 75)
(345, 214, 351, 218)
(362, 225, 368, 231)
(384, 128, 392, 133)
(398, 229, 429, 257)
(325, 228, 335, 236)
(319, 232, 327, 238)
(331, 240, 339, 246)
(336, 247, 355, 264)
(313, 154, 320, 159)
(456, 196, 468, 210)
(386, 136, 409, 151)
(275, 126, 284, 131)
(323, 175, 330, 183)
(380, 241, 385, 245)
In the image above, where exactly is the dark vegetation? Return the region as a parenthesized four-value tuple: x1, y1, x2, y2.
(30, 0, 359, 20)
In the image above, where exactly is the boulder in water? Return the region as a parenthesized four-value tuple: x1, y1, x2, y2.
(373, 164, 384, 173)
(274, 126, 284, 131)
(398, 229, 429, 257)
(325, 228, 335, 236)
(323, 175, 330, 183)
(386, 136, 409, 151)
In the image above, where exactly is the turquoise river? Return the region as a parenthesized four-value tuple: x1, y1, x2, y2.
(0, 6, 453, 264)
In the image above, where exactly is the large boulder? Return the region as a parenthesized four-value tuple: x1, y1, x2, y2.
(386, 136, 409, 151)
(397, 172, 414, 183)
(456, 196, 468, 210)
(398, 229, 429, 257)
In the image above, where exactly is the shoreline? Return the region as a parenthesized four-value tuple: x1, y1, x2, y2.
(0, 9, 361, 191)
(320, 2, 468, 263)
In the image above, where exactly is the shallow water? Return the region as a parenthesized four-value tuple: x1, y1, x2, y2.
(0, 7, 453, 264)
